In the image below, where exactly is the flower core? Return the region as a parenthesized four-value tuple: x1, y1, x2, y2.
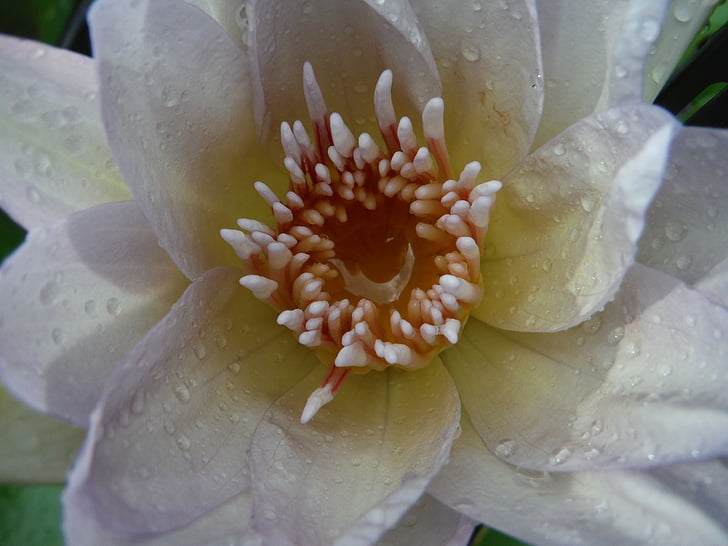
(223, 64, 500, 422)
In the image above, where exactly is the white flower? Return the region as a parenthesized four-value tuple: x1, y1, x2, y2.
(1, 1, 727, 544)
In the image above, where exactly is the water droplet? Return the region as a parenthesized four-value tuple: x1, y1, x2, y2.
(460, 39, 480, 62)
(552, 142, 565, 156)
(584, 447, 601, 460)
(227, 361, 241, 375)
(131, 388, 146, 415)
(615, 119, 629, 134)
(549, 447, 571, 465)
(84, 299, 97, 315)
(614, 64, 628, 79)
(106, 297, 121, 316)
(639, 18, 660, 42)
(192, 341, 207, 360)
(494, 438, 518, 458)
(174, 384, 191, 403)
(580, 194, 598, 212)
(625, 342, 641, 358)
(581, 316, 602, 334)
(30, 48, 46, 60)
(26, 185, 41, 203)
(163, 419, 176, 435)
(672, 0, 698, 22)
(39, 280, 61, 305)
(176, 434, 191, 451)
(51, 328, 64, 345)
(664, 221, 686, 241)
(676, 254, 692, 270)
(607, 326, 625, 345)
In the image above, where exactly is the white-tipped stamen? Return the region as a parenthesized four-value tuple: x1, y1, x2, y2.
(277, 309, 305, 331)
(301, 384, 334, 424)
(302, 62, 328, 126)
(330, 112, 357, 158)
(335, 341, 369, 367)
(223, 67, 500, 422)
(240, 275, 278, 300)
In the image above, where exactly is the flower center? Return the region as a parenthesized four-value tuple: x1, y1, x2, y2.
(222, 63, 500, 423)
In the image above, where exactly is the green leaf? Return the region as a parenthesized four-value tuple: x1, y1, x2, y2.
(0, 485, 64, 546)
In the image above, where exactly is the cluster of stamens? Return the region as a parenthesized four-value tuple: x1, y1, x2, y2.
(222, 63, 500, 423)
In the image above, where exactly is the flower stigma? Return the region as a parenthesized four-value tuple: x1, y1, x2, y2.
(222, 63, 501, 423)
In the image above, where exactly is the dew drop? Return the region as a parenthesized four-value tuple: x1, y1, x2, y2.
(192, 341, 207, 360)
(26, 185, 41, 203)
(227, 361, 241, 375)
(84, 299, 98, 315)
(552, 142, 565, 156)
(581, 316, 602, 334)
(580, 194, 598, 212)
(672, 0, 698, 22)
(607, 326, 625, 345)
(131, 388, 146, 415)
(494, 438, 518, 458)
(664, 221, 686, 241)
(39, 280, 61, 305)
(174, 384, 191, 403)
(51, 328, 64, 345)
(176, 434, 191, 451)
(549, 447, 571, 465)
(584, 447, 601, 461)
(460, 39, 481, 62)
(106, 297, 121, 316)
(163, 419, 176, 435)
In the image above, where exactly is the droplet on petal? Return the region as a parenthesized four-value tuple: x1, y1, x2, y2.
(223, 64, 501, 422)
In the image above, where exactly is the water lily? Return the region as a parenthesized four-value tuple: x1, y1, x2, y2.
(1, 0, 727, 544)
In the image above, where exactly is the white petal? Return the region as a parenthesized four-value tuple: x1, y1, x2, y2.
(0, 386, 84, 484)
(247, 0, 441, 153)
(444, 264, 728, 472)
(644, 0, 720, 101)
(475, 104, 677, 332)
(0, 35, 130, 230)
(63, 267, 317, 535)
(64, 490, 261, 546)
(413, 0, 543, 178)
(249, 359, 460, 544)
(378, 494, 476, 546)
(183, 0, 251, 51)
(89, 0, 277, 279)
(534, 0, 672, 146)
(638, 126, 728, 289)
(0, 201, 188, 427)
(429, 414, 728, 546)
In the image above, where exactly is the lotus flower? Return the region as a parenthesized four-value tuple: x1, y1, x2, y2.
(1, 0, 727, 544)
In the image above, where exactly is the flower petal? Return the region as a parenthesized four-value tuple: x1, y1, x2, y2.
(64, 490, 260, 546)
(638, 126, 728, 288)
(378, 494, 475, 546)
(184, 0, 249, 50)
(0, 35, 130, 230)
(246, 0, 441, 152)
(474, 104, 677, 332)
(644, 0, 720, 101)
(64, 267, 316, 535)
(412, 0, 543, 178)
(429, 414, 728, 546)
(88, 0, 277, 279)
(0, 201, 188, 427)
(249, 358, 460, 544)
(0, 386, 84, 484)
(445, 263, 728, 473)
(534, 0, 671, 146)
